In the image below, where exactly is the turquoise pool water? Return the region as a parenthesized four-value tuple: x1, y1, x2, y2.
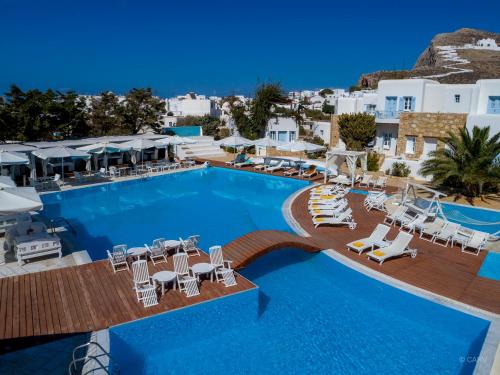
(110, 250, 490, 375)
(40, 167, 308, 260)
(165, 125, 202, 137)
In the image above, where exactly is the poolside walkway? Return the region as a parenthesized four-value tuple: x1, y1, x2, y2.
(290, 187, 500, 315)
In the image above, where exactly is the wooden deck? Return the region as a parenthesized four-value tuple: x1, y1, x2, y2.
(0, 230, 321, 340)
(0, 252, 256, 340)
(291, 187, 500, 314)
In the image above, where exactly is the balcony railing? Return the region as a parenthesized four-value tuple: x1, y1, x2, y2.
(487, 108, 500, 115)
(375, 110, 400, 120)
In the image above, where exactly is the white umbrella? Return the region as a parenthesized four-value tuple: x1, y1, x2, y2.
(0, 150, 29, 181)
(0, 187, 43, 214)
(77, 142, 131, 171)
(32, 146, 90, 182)
(0, 176, 16, 188)
(121, 138, 165, 164)
(213, 133, 253, 159)
(252, 138, 284, 157)
(277, 140, 326, 174)
(158, 136, 197, 156)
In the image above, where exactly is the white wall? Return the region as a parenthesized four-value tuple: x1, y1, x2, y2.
(374, 123, 398, 156)
(167, 98, 216, 116)
(422, 84, 473, 113)
(377, 79, 437, 112)
(266, 117, 298, 142)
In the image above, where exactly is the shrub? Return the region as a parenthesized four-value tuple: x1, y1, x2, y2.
(367, 152, 380, 171)
(389, 162, 411, 177)
(338, 113, 376, 151)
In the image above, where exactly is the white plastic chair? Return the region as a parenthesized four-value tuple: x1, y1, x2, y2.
(145, 241, 167, 265)
(131, 260, 158, 307)
(107, 249, 128, 273)
(172, 253, 200, 297)
(209, 246, 236, 287)
(179, 236, 200, 256)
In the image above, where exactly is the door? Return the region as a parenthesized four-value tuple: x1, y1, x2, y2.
(385, 96, 397, 117)
(422, 137, 437, 159)
(405, 136, 416, 154)
(278, 131, 287, 142)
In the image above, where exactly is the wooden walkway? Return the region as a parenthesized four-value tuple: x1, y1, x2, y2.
(0, 231, 320, 340)
(222, 230, 321, 269)
(291, 187, 500, 314)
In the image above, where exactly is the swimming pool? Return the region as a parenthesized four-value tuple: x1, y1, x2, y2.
(40, 167, 308, 260)
(110, 249, 490, 374)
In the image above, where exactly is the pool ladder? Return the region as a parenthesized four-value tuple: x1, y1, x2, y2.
(49, 217, 77, 235)
(68, 341, 119, 375)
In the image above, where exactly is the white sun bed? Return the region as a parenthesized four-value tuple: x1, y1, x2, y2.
(367, 231, 416, 265)
(347, 224, 391, 255)
(384, 206, 408, 226)
(309, 198, 347, 213)
(359, 174, 372, 187)
(312, 208, 356, 229)
(265, 160, 285, 173)
(310, 200, 348, 218)
(364, 191, 388, 212)
(329, 174, 351, 185)
(460, 230, 489, 255)
(419, 218, 447, 241)
(400, 214, 427, 234)
(432, 222, 460, 247)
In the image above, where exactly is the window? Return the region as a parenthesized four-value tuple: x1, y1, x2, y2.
(405, 136, 416, 154)
(319, 130, 324, 136)
(403, 97, 413, 111)
(487, 96, 500, 114)
(365, 104, 376, 114)
(383, 133, 392, 150)
(455, 94, 461, 103)
(269, 131, 276, 140)
(278, 131, 287, 142)
(289, 131, 296, 142)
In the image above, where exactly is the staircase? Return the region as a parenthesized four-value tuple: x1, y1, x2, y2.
(177, 136, 226, 158)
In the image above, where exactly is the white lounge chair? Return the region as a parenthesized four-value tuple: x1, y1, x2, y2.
(265, 160, 284, 173)
(309, 198, 347, 213)
(313, 208, 356, 229)
(310, 200, 348, 218)
(329, 174, 351, 185)
(131, 260, 158, 307)
(372, 176, 387, 190)
(172, 253, 200, 297)
(145, 240, 167, 265)
(367, 231, 416, 265)
(209, 245, 237, 287)
(364, 191, 388, 212)
(107, 249, 129, 273)
(432, 222, 460, 247)
(179, 236, 200, 256)
(384, 206, 408, 226)
(420, 218, 447, 241)
(400, 214, 427, 234)
(460, 231, 489, 255)
(347, 224, 391, 255)
(359, 174, 372, 187)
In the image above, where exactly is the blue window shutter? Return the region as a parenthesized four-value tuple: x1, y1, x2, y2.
(487, 97, 493, 113)
(398, 97, 404, 111)
(411, 97, 416, 111)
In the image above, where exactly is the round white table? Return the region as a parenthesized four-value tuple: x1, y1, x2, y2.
(127, 247, 147, 260)
(152, 271, 177, 295)
(191, 262, 215, 282)
(162, 240, 181, 253)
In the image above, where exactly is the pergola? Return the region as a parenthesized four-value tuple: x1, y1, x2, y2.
(324, 150, 367, 186)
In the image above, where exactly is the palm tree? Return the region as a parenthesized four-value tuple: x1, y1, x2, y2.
(420, 126, 500, 197)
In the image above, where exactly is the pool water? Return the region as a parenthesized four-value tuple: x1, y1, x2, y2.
(40, 167, 308, 260)
(110, 250, 489, 375)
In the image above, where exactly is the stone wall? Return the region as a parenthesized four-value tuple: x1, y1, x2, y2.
(396, 112, 467, 158)
(330, 115, 340, 147)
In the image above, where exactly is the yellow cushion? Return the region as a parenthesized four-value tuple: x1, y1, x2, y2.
(320, 195, 336, 199)
(352, 241, 364, 247)
(315, 217, 326, 222)
(372, 250, 385, 257)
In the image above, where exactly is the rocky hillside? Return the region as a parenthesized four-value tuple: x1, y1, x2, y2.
(356, 28, 500, 89)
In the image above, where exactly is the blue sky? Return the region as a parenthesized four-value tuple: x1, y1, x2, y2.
(1, 0, 499, 97)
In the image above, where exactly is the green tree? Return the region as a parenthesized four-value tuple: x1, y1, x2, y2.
(89, 92, 123, 136)
(319, 88, 333, 97)
(246, 83, 287, 139)
(338, 113, 376, 150)
(321, 101, 335, 114)
(420, 126, 500, 197)
(121, 88, 166, 134)
(53, 91, 89, 138)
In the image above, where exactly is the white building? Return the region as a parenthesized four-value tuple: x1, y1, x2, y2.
(303, 121, 331, 145)
(266, 117, 298, 142)
(166, 93, 220, 117)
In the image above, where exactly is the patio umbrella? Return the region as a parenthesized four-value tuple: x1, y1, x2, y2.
(158, 136, 197, 156)
(0, 187, 43, 214)
(277, 140, 326, 174)
(0, 176, 16, 188)
(213, 132, 253, 159)
(0, 150, 30, 180)
(252, 138, 284, 156)
(32, 146, 90, 182)
(121, 138, 165, 164)
(77, 142, 131, 171)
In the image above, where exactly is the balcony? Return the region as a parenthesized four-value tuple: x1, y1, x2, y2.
(375, 110, 400, 120)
